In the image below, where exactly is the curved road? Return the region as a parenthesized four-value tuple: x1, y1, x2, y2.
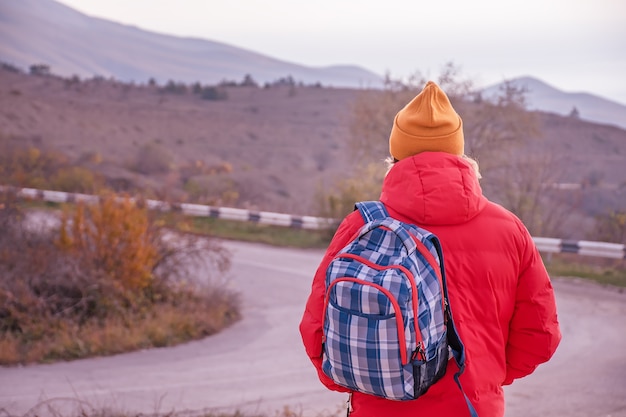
(1, 240, 625, 417)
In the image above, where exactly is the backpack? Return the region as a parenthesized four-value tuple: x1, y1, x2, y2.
(321, 201, 478, 415)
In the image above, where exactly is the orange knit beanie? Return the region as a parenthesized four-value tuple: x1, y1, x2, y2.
(389, 81, 464, 160)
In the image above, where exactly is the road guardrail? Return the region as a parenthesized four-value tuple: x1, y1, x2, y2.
(3, 186, 624, 259)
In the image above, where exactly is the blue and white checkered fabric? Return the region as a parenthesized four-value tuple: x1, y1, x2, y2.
(322, 202, 448, 401)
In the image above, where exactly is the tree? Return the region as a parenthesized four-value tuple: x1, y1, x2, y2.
(348, 63, 476, 166)
(29, 64, 50, 76)
(201, 86, 227, 101)
(485, 150, 577, 237)
(330, 63, 572, 237)
(455, 80, 542, 171)
(314, 162, 387, 220)
(569, 106, 580, 119)
(241, 74, 258, 87)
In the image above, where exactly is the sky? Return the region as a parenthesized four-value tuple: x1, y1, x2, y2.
(54, 0, 626, 104)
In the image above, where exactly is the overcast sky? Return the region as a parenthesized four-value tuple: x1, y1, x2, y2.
(55, 0, 626, 104)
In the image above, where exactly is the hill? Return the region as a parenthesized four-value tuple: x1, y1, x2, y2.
(1, 66, 625, 242)
(482, 76, 626, 130)
(0, 0, 382, 88)
(3, 0, 625, 131)
(0, 66, 356, 214)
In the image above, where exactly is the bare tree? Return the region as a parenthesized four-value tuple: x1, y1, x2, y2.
(485, 150, 578, 237)
(348, 63, 475, 166)
(331, 63, 572, 238)
(459, 80, 541, 171)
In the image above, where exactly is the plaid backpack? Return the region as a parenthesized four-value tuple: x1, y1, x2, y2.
(321, 202, 478, 415)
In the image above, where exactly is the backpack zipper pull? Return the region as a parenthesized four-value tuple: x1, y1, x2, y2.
(411, 342, 426, 362)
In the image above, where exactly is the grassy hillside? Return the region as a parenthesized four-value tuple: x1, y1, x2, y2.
(1, 65, 625, 240)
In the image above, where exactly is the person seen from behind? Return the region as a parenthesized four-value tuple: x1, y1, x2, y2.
(299, 81, 561, 416)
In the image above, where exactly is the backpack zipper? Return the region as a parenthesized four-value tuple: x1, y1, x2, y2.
(323, 276, 411, 365)
(324, 251, 424, 366)
(334, 252, 420, 331)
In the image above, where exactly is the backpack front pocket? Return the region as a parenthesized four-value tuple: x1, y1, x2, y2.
(322, 278, 414, 400)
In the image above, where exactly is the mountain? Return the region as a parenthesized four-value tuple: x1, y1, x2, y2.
(0, 0, 383, 88)
(3, 0, 624, 131)
(482, 76, 626, 130)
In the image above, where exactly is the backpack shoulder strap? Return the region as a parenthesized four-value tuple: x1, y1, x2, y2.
(430, 235, 479, 417)
(355, 201, 389, 223)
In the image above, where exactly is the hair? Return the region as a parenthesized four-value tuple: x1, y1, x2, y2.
(463, 155, 482, 179)
(385, 154, 482, 179)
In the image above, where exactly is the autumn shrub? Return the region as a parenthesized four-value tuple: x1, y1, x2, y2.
(0, 145, 66, 188)
(58, 195, 160, 292)
(0, 192, 238, 365)
(0, 144, 104, 194)
(183, 175, 240, 206)
(591, 210, 626, 244)
(50, 166, 102, 193)
(314, 162, 385, 220)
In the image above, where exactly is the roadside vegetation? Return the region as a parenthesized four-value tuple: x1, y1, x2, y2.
(319, 63, 569, 237)
(188, 218, 626, 287)
(312, 62, 626, 287)
(0, 403, 343, 417)
(0, 192, 237, 365)
(186, 216, 334, 248)
(542, 253, 626, 288)
(1, 62, 624, 368)
(187, 215, 626, 288)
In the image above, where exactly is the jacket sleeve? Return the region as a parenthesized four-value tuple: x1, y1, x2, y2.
(504, 225, 562, 385)
(299, 211, 363, 392)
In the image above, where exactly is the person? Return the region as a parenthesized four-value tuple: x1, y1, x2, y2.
(299, 81, 561, 416)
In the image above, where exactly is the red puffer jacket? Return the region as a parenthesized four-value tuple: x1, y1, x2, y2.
(299, 152, 561, 417)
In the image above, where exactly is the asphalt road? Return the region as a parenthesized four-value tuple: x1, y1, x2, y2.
(1, 240, 625, 417)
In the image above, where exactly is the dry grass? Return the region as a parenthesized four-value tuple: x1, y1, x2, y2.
(0, 402, 344, 417)
(544, 253, 626, 287)
(0, 290, 238, 365)
(0, 192, 238, 365)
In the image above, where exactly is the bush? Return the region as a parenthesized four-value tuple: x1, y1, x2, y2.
(591, 210, 626, 244)
(0, 145, 66, 188)
(201, 86, 228, 101)
(131, 143, 174, 175)
(0, 145, 104, 194)
(50, 166, 102, 193)
(0, 192, 237, 364)
(58, 194, 160, 292)
(315, 162, 385, 220)
(161, 80, 187, 94)
(183, 175, 239, 206)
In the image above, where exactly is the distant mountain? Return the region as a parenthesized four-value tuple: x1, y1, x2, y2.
(0, 0, 383, 88)
(2, 1, 624, 130)
(482, 77, 626, 130)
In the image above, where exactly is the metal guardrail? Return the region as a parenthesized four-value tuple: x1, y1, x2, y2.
(533, 237, 625, 259)
(0, 186, 337, 231)
(3, 186, 625, 259)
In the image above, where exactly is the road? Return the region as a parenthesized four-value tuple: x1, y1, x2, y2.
(1, 240, 625, 417)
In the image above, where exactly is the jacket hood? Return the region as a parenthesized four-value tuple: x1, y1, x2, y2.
(380, 152, 487, 226)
